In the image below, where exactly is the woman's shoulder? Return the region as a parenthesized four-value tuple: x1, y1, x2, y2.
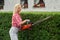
(13, 13, 20, 18)
(13, 13, 18, 16)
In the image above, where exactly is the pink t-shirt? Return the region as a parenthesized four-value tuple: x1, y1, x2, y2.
(12, 13, 22, 28)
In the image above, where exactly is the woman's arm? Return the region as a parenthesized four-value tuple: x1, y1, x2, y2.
(19, 20, 27, 25)
(19, 19, 30, 25)
(15, 14, 30, 26)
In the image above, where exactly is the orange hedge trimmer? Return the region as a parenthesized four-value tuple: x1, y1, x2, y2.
(21, 16, 51, 30)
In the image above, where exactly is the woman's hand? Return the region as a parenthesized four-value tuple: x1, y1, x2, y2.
(25, 19, 30, 22)
(19, 19, 30, 25)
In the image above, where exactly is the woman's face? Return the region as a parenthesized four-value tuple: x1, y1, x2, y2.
(17, 5, 21, 12)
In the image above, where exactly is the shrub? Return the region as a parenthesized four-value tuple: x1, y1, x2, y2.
(0, 12, 60, 40)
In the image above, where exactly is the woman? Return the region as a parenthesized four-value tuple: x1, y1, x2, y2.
(9, 4, 30, 40)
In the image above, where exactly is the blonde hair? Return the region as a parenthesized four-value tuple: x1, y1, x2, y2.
(13, 4, 21, 14)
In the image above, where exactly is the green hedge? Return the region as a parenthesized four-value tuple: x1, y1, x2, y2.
(0, 12, 60, 40)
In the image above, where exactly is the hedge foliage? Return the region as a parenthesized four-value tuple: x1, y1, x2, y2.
(0, 12, 60, 40)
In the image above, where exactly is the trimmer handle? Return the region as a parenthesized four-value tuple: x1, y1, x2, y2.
(21, 19, 33, 30)
(21, 23, 32, 30)
(26, 19, 30, 24)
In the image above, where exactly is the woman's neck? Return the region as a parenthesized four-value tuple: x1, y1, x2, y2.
(14, 11, 20, 14)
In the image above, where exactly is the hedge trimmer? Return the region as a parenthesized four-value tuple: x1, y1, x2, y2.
(21, 16, 51, 30)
